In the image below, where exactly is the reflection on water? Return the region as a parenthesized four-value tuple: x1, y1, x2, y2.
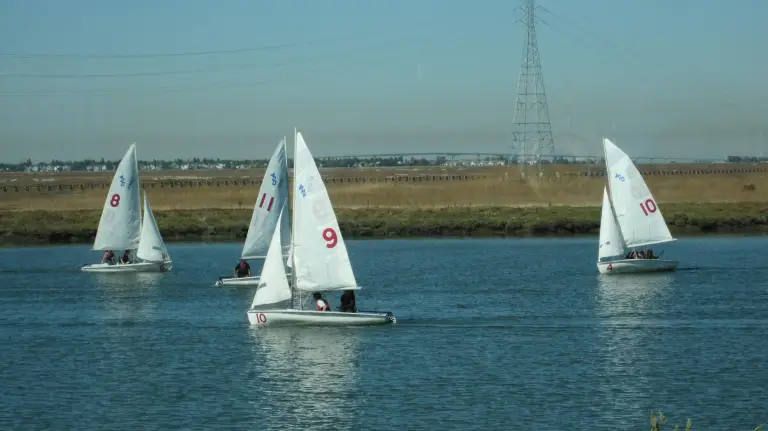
(3, 239, 768, 429)
(248, 327, 360, 430)
(93, 272, 165, 289)
(596, 273, 674, 320)
(94, 273, 164, 323)
(595, 273, 675, 414)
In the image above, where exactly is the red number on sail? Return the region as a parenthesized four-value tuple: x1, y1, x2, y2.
(110, 194, 121, 207)
(259, 193, 275, 212)
(639, 198, 657, 216)
(322, 228, 338, 248)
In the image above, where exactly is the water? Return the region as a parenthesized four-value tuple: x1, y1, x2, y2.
(1, 237, 767, 430)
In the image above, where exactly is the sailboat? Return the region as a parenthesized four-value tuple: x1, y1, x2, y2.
(81, 144, 172, 273)
(215, 138, 291, 287)
(246, 130, 396, 327)
(597, 138, 678, 274)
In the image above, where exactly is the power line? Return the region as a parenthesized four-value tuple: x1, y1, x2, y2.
(0, 41, 411, 97)
(0, 20, 433, 60)
(0, 40, 320, 59)
(0, 38, 407, 79)
(538, 4, 755, 116)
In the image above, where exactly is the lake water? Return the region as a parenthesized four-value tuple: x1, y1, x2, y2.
(1, 237, 767, 430)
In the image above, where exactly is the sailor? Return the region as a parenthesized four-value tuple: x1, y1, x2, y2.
(120, 249, 132, 264)
(313, 292, 330, 312)
(340, 290, 356, 313)
(234, 259, 251, 278)
(102, 250, 116, 265)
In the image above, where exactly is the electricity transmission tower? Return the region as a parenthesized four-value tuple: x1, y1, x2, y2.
(511, 0, 555, 175)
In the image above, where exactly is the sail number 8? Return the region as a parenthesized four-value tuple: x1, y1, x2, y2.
(322, 228, 338, 248)
(640, 198, 657, 216)
(110, 193, 121, 207)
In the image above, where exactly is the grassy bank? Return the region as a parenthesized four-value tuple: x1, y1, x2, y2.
(1, 202, 766, 246)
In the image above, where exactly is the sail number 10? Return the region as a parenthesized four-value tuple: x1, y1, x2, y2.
(639, 198, 657, 216)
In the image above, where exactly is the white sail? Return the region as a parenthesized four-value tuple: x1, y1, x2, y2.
(251, 208, 292, 309)
(292, 131, 358, 292)
(598, 186, 625, 261)
(93, 143, 142, 251)
(603, 138, 675, 248)
(241, 139, 290, 259)
(137, 192, 170, 263)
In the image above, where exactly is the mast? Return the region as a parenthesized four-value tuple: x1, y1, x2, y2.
(282, 135, 290, 253)
(291, 127, 300, 309)
(134, 143, 141, 252)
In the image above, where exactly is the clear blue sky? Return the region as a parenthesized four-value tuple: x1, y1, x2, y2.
(0, 0, 766, 162)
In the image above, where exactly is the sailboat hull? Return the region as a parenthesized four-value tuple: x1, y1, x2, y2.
(215, 272, 292, 287)
(216, 276, 261, 287)
(597, 259, 677, 275)
(247, 309, 396, 327)
(81, 261, 172, 273)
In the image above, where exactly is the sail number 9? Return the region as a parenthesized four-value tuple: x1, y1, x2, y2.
(110, 193, 121, 207)
(639, 198, 657, 216)
(322, 228, 338, 248)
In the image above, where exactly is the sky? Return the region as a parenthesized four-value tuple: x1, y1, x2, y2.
(0, 0, 766, 162)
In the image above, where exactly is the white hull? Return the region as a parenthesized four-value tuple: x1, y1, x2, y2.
(247, 309, 396, 327)
(215, 276, 261, 287)
(81, 261, 172, 273)
(597, 259, 677, 275)
(215, 272, 292, 287)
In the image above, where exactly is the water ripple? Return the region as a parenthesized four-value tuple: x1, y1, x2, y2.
(0, 237, 767, 429)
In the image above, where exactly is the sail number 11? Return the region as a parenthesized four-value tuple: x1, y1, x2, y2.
(639, 198, 657, 216)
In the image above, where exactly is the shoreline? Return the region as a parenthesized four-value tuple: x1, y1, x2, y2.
(1, 203, 766, 246)
(1, 231, 765, 249)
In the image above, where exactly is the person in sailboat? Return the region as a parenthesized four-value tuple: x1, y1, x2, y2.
(313, 292, 331, 312)
(101, 249, 116, 265)
(120, 249, 133, 264)
(233, 259, 251, 278)
(340, 290, 356, 313)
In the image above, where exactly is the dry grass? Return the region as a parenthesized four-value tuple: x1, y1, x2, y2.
(1, 165, 766, 212)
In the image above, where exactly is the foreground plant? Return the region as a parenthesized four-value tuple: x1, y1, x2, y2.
(649, 409, 764, 431)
